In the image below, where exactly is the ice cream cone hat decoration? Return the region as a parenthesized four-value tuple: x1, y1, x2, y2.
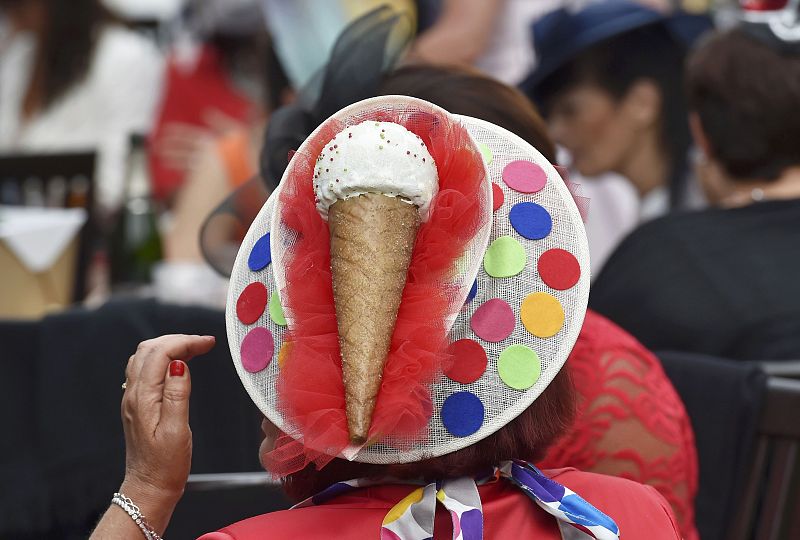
(315, 120, 440, 444)
(226, 96, 590, 475)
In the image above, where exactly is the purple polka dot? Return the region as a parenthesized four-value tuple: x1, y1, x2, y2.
(461, 509, 484, 540)
(241, 327, 274, 373)
(441, 392, 484, 437)
(502, 160, 547, 193)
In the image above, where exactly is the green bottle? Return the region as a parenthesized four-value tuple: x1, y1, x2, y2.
(109, 134, 163, 288)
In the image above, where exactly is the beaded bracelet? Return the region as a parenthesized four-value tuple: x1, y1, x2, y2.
(111, 492, 164, 540)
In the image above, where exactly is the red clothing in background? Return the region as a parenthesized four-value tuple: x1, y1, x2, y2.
(149, 46, 256, 201)
(541, 310, 699, 539)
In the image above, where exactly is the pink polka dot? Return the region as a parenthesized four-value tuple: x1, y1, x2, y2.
(502, 160, 547, 193)
(492, 182, 504, 212)
(470, 298, 515, 342)
(241, 327, 274, 373)
(450, 510, 461, 537)
(380, 529, 402, 540)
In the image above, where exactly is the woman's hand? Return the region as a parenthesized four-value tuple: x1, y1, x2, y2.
(121, 334, 216, 498)
(91, 334, 216, 539)
(157, 109, 245, 174)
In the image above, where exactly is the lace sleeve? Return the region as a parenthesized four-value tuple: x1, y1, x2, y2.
(539, 310, 699, 540)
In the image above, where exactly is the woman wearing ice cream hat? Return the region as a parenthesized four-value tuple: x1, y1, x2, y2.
(91, 90, 683, 540)
(88, 8, 694, 540)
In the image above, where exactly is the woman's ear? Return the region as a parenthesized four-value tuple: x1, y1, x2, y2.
(689, 112, 713, 159)
(689, 111, 731, 204)
(622, 80, 661, 128)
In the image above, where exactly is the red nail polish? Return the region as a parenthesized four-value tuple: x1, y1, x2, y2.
(169, 360, 185, 377)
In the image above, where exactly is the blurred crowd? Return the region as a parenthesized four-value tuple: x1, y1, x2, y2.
(6, 0, 798, 348)
(2, 0, 800, 536)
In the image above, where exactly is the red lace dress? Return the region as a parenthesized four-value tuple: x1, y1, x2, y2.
(539, 310, 699, 540)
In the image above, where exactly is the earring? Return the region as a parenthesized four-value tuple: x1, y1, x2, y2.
(689, 146, 708, 167)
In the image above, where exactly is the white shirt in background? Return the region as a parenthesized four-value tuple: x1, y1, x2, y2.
(575, 172, 640, 277)
(0, 25, 165, 211)
(474, 0, 563, 85)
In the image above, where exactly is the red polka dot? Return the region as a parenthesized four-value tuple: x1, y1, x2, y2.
(492, 182, 504, 212)
(236, 282, 268, 324)
(538, 248, 581, 290)
(444, 339, 488, 384)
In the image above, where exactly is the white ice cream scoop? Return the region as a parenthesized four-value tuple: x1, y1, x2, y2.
(313, 121, 439, 220)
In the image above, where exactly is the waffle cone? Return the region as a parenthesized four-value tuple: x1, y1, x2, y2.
(328, 193, 420, 444)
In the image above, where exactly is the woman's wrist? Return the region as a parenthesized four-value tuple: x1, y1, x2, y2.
(117, 476, 183, 534)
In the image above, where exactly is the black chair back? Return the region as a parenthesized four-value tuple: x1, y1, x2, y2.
(731, 377, 800, 540)
(659, 351, 800, 540)
(171, 474, 292, 538)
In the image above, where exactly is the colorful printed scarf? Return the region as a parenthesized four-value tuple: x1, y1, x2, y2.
(293, 460, 620, 540)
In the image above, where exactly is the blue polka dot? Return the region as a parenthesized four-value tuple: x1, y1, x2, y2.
(509, 202, 552, 240)
(248, 233, 272, 271)
(441, 391, 484, 437)
(466, 279, 478, 303)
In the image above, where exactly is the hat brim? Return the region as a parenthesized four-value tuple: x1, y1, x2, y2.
(226, 96, 589, 466)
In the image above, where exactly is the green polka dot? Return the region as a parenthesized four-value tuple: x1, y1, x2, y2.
(269, 291, 286, 326)
(483, 236, 526, 277)
(498, 344, 541, 390)
(479, 143, 493, 165)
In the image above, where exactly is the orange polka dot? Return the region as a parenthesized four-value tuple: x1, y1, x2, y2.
(278, 341, 293, 369)
(520, 292, 564, 338)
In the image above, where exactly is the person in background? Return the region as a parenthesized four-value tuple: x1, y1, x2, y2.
(156, 0, 293, 273)
(521, 0, 710, 222)
(148, 0, 289, 205)
(0, 0, 163, 212)
(261, 0, 415, 91)
(412, 0, 693, 274)
(162, 0, 412, 264)
(411, 0, 671, 86)
(590, 19, 800, 361)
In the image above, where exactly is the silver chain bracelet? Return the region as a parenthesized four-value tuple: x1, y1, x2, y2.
(111, 492, 164, 540)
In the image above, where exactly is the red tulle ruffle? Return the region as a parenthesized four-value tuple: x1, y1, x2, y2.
(263, 106, 487, 476)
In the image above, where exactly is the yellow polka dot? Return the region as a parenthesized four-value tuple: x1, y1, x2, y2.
(277, 341, 293, 369)
(520, 292, 564, 338)
(383, 487, 425, 524)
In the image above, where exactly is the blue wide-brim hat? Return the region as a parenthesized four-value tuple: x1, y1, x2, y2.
(518, 0, 712, 95)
